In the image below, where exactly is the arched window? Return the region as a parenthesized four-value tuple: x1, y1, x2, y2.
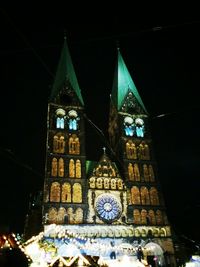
(126, 141, 137, 159)
(67, 207, 74, 224)
(141, 186, 150, 205)
(135, 118, 145, 137)
(69, 134, 80, 154)
(149, 165, 155, 182)
(50, 182, 60, 202)
(117, 179, 123, 190)
(148, 210, 156, 225)
(111, 179, 116, 189)
(131, 186, 140, 204)
(56, 117, 64, 129)
(156, 210, 163, 225)
(104, 178, 110, 189)
(51, 158, 57, 177)
(74, 208, 83, 224)
(96, 178, 103, 189)
(72, 183, 82, 203)
(75, 159, 81, 178)
(143, 164, 149, 182)
(55, 108, 66, 129)
(150, 187, 159, 205)
(58, 158, 64, 177)
(133, 209, 141, 224)
(141, 209, 147, 224)
(128, 163, 134, 181)
(68, 110, 79, 131)
(53, 134, 65, 153)
(48, 207, 57, 224)
(57, 207, 66, 224)
(69, 159, 75, 177)
(61, 183, 71, 202)
(134, 163, 140, 181)
(144, 143, 150, 160)
(89, 177, 96, 189)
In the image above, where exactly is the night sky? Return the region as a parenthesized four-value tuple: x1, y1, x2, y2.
(0, 7, 200, 243)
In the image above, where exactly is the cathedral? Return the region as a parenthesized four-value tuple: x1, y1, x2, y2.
(27, 38, 176, 266)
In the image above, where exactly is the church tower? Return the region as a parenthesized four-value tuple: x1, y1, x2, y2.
(42, 38, 87, 226)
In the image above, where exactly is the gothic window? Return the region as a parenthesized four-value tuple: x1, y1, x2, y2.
(131, 186, 140, 204)
(96, 178, 103, 189)
(51, 158, 57, 176)
(128, 163, 134, 181)
(67, 207, 74, 224)
(58, 158, 64, 177)
(61, 183, 71, 202)
(150, 187, 159, 205)
(104, 178, 110, 189)
(148, 210, 156, 225)
(68, 110, 79, 131)
(141, 209, 147, 224)
(117, 179, 123, 190)
(57, 207, 66, 224)
(50, 182, 60, 202)
(156, 210, 163, 225)
(48, 208, 57, 224)
(111, 179, 116, 189)
(69, 134, 80, 154)
(143, 164, 149, 182)
(149, 165, 155, 182)
(55, 108, 66, 129)
(69, 159, 75, 177)
(141, 186, 150, 205)
(74, 208, 83, 224)
(75, 159, 81, 178)
(72, 183, 82, 203)
(53, 134, 65, 153)
(135, 118, 145, 137)
(144, 143, 150, 160)
(56, 117, 64, 129)
(133, 209, 141, 224)
(126, 141, 137, 159)
(134, 163, 140, 181)
(124, 116, 134, 136)
(89, 177, 96, 188)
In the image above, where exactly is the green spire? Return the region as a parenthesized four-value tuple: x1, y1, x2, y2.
(50, 38, 84, 105)
(111, 49, 147, 114)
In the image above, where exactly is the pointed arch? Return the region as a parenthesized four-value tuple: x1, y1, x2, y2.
(61, 183, 71, 202)
(128, 163, 134, 181)
(50, 182, 60, 202)
(148, 210, 156, 225)
(53, 135, 59, 153)
(141, 186, 150, 205)
(67, 207, 74, 224)
(149, 165, 155, 182)
(89, 177, 96, 188)
(58, 158, 64, 177)
(69, 134, 80, 154)
(117, 179, 123, 189)
(72, 183, 82, 203)
(131, 186, 140, 204)
(74, 208, 83, 224)
(111, 178, 116, 189)
(69, 159, 75, 177)
(134, 163, 140, 181)
(57, 207, 66, 224)
(126, 141, 137, 159)
(133, 209, 141, 224)
(141, 209, 147, 224)
(144, 143, 150, 160)
(156, 210, 163, 225)
(143, 164, 149, 182)
(56, 117, 65, 129)
(51, 158, 58, 176)
(48, 207, 57, 224)
(104, 178, 110, 189)
(96, 178, 103, 189)
(75, 159, 81, 178)
(150, 187, 159, 205)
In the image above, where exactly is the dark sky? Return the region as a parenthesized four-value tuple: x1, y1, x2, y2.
(0, 7, 200, 243)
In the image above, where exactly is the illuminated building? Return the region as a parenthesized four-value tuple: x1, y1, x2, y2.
(36, 38, 176, 266)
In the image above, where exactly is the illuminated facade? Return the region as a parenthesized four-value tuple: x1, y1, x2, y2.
(41, 39, 176, 266)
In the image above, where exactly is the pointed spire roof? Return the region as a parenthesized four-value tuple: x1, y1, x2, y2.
(50, 38, 84, 105)
(111, 48, 147, 114)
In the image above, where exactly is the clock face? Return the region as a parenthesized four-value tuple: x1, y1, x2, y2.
(95, 194, 122, 223)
